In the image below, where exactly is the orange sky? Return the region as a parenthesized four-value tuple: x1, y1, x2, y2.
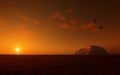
(0, 0, 120, 54)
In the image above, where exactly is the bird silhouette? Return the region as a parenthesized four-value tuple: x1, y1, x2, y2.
(92, 18, 104, 30)
(93, 18, 98, 24)
(99, 25, 104, 29)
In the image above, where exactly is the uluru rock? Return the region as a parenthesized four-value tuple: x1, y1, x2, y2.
(75, 45, 108, 55)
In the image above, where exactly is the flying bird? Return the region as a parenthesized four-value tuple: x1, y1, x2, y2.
(99, 25, 104, 30)
(92, 18, 104, 30)
(93, 18, 98, 24)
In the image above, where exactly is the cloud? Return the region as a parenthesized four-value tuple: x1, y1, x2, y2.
(66, 8, 75, 14)
(70, 19, 77, 25)
(45, 24, 58, 32)
(7, 0, 15, 5)
(49, 9, 78, 31)
(61, 23, 69, 29)
(0, 19, 5, 24)
(9, 23, 37, 39)
(19, 23, 27, 30)
(50, 10, 62, 19)
(50, 10, 67, 22)
(59, 15, 66, 21)
(92, 28, 99, 32)
(33, 20, 41, 26)
(21, 15, 29, 21)
(4, 23, 41, 38)
(52, 22, 69, 29)
(82, 23, 95, 30)
(70, 25, 81, 31)
(12, 10, 30, 21)
(13, 10, 20, 15)
(6, 31, 14, 36)
(16, 28, 38, 39)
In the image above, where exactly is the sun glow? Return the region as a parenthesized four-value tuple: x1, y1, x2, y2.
(16, 48, 20, 53)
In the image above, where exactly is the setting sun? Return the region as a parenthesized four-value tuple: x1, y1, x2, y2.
(16, 48, 20, 53)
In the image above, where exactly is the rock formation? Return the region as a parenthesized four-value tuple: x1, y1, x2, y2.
(75, 45, 108, 55)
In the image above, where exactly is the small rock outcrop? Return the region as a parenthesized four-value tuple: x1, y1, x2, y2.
(75, 45, 108, 55)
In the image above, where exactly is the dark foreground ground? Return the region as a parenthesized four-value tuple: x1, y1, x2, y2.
(0, 55, 120, 75)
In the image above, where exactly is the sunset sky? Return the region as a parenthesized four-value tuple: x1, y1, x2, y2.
(0, 0, 120, 54)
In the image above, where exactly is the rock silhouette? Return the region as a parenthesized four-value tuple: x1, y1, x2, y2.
(75, 45, 108, 55)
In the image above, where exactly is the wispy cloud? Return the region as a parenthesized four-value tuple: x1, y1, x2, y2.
(92, 28, 99, 32)
(50, 10, 62, 19)
(70, 25, 81, 31)
(70, 19, 77, 25)
(13, 10, 21, 16)
(0, 19, 5, 24)
(82, 23, 95, 30)
(49, 9, 78, 31)
(33, 20, 41, 26)
(4, 23, 37, 39)
(59, 15, 66, 21)
(7, 29, 38, 39)
(50, 10, 67, 21)
(13, 10, 30, 21)
(21, 15, 29, 21)
(19, 23, 27, 29)
(66, 8, 75, 14)
(61, 23, 69, 29)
